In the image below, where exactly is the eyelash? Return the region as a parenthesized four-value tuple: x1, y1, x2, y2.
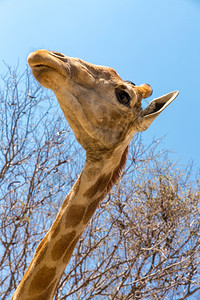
(115, 88, 131, 106)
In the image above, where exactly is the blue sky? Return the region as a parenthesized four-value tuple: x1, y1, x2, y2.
(0, 0, 199, 168)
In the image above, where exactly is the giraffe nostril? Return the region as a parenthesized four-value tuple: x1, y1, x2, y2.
(51, 51, 65, 58)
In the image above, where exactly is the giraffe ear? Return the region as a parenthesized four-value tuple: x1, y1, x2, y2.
(136, 91, 179, 131)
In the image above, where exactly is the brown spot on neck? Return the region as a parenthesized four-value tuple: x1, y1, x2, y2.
(83, 197, 101, 225)
(51, 230, 76, 261)
(28, 265, 56, 295)
(83, 172, 112, 199)
(63, 233, 82, 263)
(30, 279, 57, 300)
(65, 204, 86, 228)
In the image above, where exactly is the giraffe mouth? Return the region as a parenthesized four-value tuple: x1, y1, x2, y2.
(30, 64, 57, 72)
(143, 91, 179, 116)
(33, 64, 50, 68)
(27, 50, 67, 78)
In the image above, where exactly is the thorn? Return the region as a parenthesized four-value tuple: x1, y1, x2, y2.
(27, 91, 36, 99)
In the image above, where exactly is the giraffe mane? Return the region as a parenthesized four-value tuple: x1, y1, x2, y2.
(106, 146, 129, 194)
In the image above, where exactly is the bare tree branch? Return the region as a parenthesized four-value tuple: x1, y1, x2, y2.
(0, 66, 199, 300)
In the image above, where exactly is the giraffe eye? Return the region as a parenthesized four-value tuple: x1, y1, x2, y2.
(115, 88, 131, 106)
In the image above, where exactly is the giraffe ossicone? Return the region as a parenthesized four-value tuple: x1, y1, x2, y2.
(12, 50, 178, 300)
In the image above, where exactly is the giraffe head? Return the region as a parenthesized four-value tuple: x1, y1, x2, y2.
(28, 50, 178, 156)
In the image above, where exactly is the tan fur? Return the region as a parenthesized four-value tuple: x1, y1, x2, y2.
(12, 50, 178, 299)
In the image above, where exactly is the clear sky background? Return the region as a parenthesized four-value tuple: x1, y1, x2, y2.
(0, 0, 199, 168)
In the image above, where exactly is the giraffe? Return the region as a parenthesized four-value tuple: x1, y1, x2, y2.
(12, 50, 178, 300)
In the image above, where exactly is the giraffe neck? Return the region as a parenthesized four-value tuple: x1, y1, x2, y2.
(12, 144, 129, 300)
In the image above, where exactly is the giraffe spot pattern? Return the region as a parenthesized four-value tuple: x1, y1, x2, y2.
(61, 174, 82, 210)
(34, 235, 48, 257)
(30, 279, 57, 300)
(62, 233, 82, 263)
(65, 204, 86, 228)
(61, 193, 71, 210)
(83, 172, 112, 199)
(35, 244, 48, 267)
(83, 197, 101, 225)
(51, 230, 76, 261)
(51, 216, 62, 239)
(32, 235, 49, 270)
(28, 265, 56, 294)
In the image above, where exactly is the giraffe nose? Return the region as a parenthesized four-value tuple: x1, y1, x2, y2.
(134, 84, 153, 99)
(50, 51, 66, 59)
